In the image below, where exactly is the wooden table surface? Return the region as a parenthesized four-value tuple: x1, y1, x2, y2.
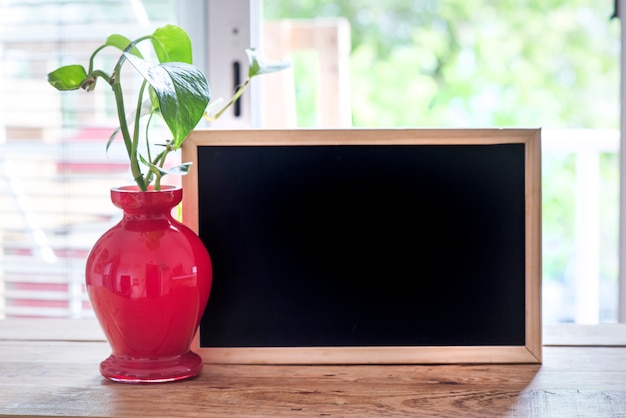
(1, 320, 626, 417)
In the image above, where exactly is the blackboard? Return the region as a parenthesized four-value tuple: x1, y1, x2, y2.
(182, 129, 542, 364)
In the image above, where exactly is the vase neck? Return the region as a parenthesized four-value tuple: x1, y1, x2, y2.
(110, 186, 182, 217)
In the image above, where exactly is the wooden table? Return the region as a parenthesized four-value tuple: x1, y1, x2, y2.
(1, 320, 626, 417)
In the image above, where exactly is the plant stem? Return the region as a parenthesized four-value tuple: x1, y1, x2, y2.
(145, 112, 155, 164)
(111, 57, 146, 191)
(132, 80, 148, 187)
(154, 173, 161, 190)
(88, 45, 108, 74)
(211, 79, 251, 120)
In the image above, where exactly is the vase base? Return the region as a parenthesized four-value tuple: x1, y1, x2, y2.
(99, 351, 204, 383)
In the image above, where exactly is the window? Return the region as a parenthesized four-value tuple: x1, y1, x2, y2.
(0, 0, 179, 318)
(261, 0, 621, 323)
(0, 0, 621, 324)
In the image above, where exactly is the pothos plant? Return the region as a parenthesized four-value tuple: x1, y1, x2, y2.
(47, 24, 288, 191)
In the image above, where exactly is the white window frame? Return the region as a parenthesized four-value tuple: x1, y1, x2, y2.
(618, 0, 626, 322)
(179, 0, 262, 129)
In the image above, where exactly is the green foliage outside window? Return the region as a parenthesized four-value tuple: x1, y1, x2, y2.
(264, 0, 620, 321)
(264, 0, 618, 129)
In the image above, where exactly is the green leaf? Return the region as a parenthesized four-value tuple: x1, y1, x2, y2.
(105, 128, 119, 153)
(140, 154, 191, 176)
(47, 65, 88, 90)
(124, 53, 210, 148)
(105, 34, 143, 58)
(161, 162, 192, 176)
(246, 48, 291, 78)
(152, 25, 193, 64)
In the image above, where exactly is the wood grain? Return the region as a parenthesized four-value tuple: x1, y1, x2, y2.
(184, 128, 541, 146)
(2, 320, 626, 417)
(181, 128, 542, 365)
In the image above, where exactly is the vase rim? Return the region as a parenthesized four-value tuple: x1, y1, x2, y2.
(112, 185, 182, 193)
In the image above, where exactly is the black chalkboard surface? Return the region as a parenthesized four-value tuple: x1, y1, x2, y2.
(182, 129, 542, 364)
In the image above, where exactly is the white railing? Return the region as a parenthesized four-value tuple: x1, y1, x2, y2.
(542, 128, 620, 324)
(0, 138, 128, 319)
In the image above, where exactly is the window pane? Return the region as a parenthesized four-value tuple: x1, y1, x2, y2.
(0, 0, 177, 318)
(262, 0, 620, 323)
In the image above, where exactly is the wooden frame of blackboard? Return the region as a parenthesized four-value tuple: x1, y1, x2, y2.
(182, 128, 542, 365)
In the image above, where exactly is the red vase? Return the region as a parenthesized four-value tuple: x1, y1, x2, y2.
(85, 185, 212, 383)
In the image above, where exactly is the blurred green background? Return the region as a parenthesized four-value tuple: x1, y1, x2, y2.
(264, 0, 620, 322)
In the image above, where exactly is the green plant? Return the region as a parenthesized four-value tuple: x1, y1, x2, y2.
(47, 24, 288, 191)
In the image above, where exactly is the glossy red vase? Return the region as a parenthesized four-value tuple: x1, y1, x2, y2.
(85, 185, 212, 383)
